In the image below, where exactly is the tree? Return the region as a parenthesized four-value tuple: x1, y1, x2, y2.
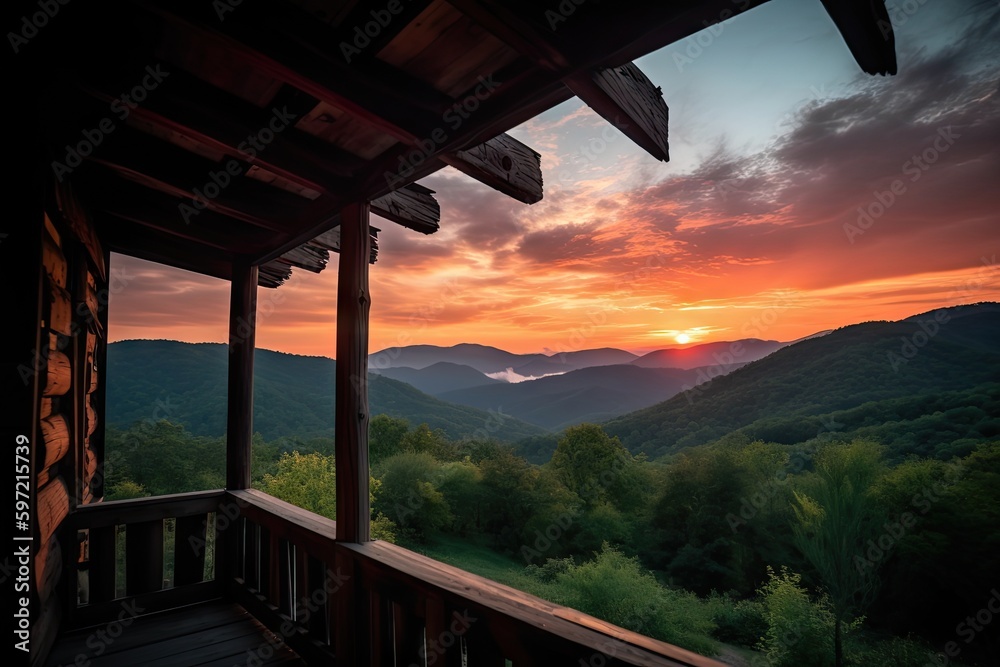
(373, 452, 451, 541)
(369, 414, 410, 464)
(259, 451, 396, 540)
(550, 424, 633, 508)
(791, 439, 886, 667)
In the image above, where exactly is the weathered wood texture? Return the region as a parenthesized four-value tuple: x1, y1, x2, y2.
(40, 414, 71, 472)
(334, 202, 372, 543)
(37, 477, 70, 548)
(371, 183, 440, 234)
(226, 262, 257, 490)
(443, 133, 543, 204)
(221, 489, 725, 667)
(568, 62, 670, 162)
(43, 350, 71, 396)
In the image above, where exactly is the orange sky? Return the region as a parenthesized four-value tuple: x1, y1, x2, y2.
(107, 1, 1000, 357)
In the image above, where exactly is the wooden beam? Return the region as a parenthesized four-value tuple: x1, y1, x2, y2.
(820, 0, 897, 76)
(441, 133, 543, 204)
(77, 67, 360, 191)
(92, 213, 233, 282)
(227, 260, 257, 490)
(140, 1, 447, 143)
(80, 169, 278, 254)
(371, 184, 440, 234)
(335, 202, 371, 543)
(87, 127, 313, 232)
(566, 63, 669, 162)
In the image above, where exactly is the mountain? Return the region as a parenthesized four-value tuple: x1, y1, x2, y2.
(437, 364, 707, 431)
(604, 303, 1000, 459)
(371, 362, 502, 395)
(105, 340, 545, 442)
(630, 338, 785, 369)
(368, 343, 636, 375)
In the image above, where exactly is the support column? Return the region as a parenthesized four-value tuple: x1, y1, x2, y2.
(227, 259, 258, 490)
(335, 202, 372, 543)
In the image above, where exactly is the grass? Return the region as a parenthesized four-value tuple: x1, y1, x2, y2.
(398, 533, 565, 602)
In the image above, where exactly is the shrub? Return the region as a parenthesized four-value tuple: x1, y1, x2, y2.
(756, 566, 835, 667)
(557, 544, 718, 656)
(707, 592, 767, 648)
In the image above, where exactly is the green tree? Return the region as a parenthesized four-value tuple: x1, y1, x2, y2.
(550, 424, 633, 508)
(374, 452, 451, 541)
(259, 451, 396, 541)
(791, 439, 886, 667)
(757, 566, 836, 667)
(369, 414, 410, 464)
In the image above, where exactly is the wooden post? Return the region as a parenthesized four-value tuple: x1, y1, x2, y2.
(226, 260, 257, 490)
(335, 202, 372, 543)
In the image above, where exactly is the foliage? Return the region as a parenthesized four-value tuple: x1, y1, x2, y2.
(105, 480, 150, 501)
(555, 544, 718, 656)
(706, 592, 767, 648)
(757, 566, 837, 667)
(791, 440, 885, 665)
(372, 452, 451, 541)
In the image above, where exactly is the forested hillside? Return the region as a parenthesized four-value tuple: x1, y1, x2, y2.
(605, 304, 1000, 458)
(106, 340, 544, 442)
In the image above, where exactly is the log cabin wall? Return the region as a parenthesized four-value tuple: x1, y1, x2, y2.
(27, 181, 110, 666)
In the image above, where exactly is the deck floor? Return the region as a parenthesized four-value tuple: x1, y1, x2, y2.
(44, 600, 307, 667)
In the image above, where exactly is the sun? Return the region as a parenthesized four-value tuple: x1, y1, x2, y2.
(675, 333, 691, 344)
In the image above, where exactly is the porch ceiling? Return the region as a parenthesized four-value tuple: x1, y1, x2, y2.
(27, 0, 895, 286)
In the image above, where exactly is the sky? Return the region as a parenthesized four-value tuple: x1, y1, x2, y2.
(108, 0, 1000, 357)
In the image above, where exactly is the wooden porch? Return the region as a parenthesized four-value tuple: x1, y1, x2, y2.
(10, 1, 898, 665)
(45, 489, 720, 667)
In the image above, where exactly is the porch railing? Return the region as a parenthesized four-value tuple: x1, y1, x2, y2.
(67, 489, 723, 666)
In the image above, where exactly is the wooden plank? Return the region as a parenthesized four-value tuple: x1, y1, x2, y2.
(71, 490, 225, 531)
(54, 179, 106, 279)
(126, 520, 164, 595)
(43, 348, 71, 397)
(566, 62, 669, 162)
(338, 541, 724, 666)
(86, 524, 118, 605)
(334, 201, 372, 542)
(370, 183, 440, 234)
(48, 281, 73, 336)
(40, 414, 71, 471)
(174, 514, 208, 586)
(440, 133, 543, 204)
(43, 229, 68, 287)
(229, 580, 334, 665)
(820, 0, 897, 76)
(227, 261, 258, 490)
(38, 476, 70, 546)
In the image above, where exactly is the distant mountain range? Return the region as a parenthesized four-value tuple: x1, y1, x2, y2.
(106, 341, 545, 442)
(107, 304, 999, 454)
(604, 302, 1000, 459)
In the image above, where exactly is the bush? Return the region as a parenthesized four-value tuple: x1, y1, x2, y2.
(845, 635, 937, 667)
(557, 544, 718, 656)
(707, 592, 767, 648)
(756, 566, 835, 667)
(524, 556, 574, 583)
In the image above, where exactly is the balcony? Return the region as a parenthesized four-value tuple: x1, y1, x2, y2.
(48, 489, 722, 666)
